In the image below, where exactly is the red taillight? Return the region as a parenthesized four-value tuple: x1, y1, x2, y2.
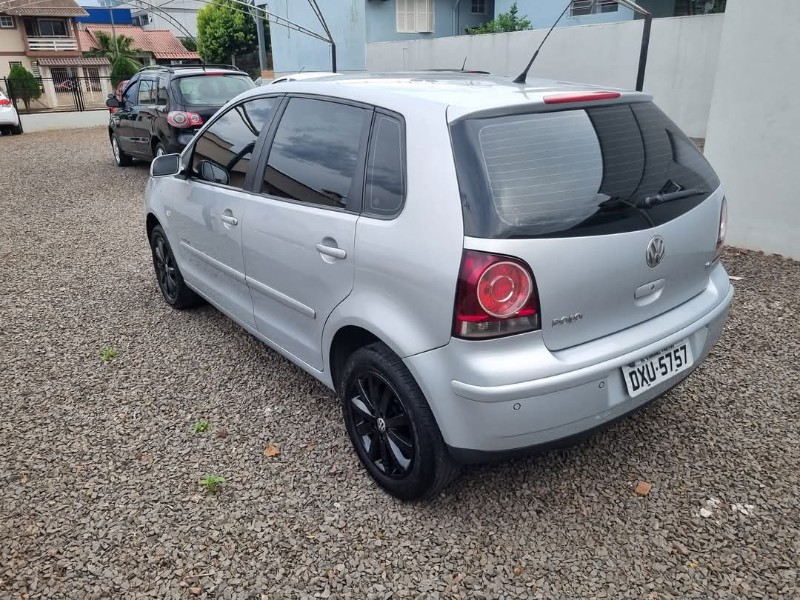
(544, 91, 621, 104)
(0, 98, 11, 107)
(453, 250, 541, 340)
(717, 196, 728, 250)
(167, 111, 203, 128)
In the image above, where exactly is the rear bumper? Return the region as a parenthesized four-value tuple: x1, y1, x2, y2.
(404, 265, 734, 460)
(0, 109, 19, 127)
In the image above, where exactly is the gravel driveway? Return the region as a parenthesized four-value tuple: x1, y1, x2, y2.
(1, 128, 798, 599)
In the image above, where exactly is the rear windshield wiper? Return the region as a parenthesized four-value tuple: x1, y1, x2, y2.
(638, 188, 706, 208)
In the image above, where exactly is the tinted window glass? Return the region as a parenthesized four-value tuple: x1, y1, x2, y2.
(121, 79, 138, 105)
(138, 79, 156, 105)
(365, 114, 405, 217)
(262, 98, 370, 209)
(177, 74, 254, 106)
(39, 19, 67, 36)
(156, 76, 169, 105)
(450, 102, 720, 238)
(191, 97, 279, 190)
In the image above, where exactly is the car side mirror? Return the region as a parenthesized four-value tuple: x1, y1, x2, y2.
(151, 153, 182, 177)
(106, 96, 120, 108)
(200, 160, 230, 185)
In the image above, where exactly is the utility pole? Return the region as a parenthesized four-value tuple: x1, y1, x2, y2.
(107, 1, 119, 60)
(254, 4, 268, 73)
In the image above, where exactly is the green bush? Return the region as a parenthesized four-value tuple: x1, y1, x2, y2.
(180, 37, 198, 52)
(110, 57, 140, 88)
(7, 64, 42, 110)
(467, 2, 531, 34)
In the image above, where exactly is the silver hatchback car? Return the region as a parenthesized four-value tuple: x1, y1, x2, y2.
(146, 73, 733, 500)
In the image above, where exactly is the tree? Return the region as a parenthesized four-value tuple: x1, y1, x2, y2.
(86, 31, 142, 64)
(467, 2, 531, 34)
(179, 37, 198, 52)
(7, 64, 42, 110)
(110, 57, 139, 88)
(84, 31, 142, 87)
(197, 0, 266, 64)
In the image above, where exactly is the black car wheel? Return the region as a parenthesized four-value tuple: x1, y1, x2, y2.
(154, 141, 167, 159)
(111, 134, 132, 166)
(149, 225, 200, 309)
(341, 342, 459, 500)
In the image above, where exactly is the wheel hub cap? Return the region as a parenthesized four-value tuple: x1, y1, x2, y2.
(376, 418, 387, 433)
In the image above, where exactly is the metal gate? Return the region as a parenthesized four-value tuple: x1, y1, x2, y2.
(0, 75, 113, 113)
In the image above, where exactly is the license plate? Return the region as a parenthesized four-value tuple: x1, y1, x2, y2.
(621, 339, 694, 398)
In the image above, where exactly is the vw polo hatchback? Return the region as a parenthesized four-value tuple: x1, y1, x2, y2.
(144, 73, 733, 500)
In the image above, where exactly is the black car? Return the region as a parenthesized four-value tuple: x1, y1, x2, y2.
(106, 65, 255, 166)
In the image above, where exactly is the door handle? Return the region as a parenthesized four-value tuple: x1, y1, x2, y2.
(316, 243, 346, 259)
(220, 214, 238, 226)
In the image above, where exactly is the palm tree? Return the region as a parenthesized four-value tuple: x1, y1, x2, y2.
(86, 31, 143, 87)
(86, 31, 142, 65)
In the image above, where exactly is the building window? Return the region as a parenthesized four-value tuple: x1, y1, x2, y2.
(598, 0, 618, 12)
(471, 0, 486, 15)
(25, 18, 69, 37)
(9, 61, 22, 69)
(0, 16, 15, 28)
(397, 0, 435, 34)
(571, 0, 618, 16)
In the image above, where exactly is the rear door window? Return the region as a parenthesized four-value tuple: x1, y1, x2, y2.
(191, 97, 280, 190)
(261, 97, 371, 210)
(450, 101, 720, 238)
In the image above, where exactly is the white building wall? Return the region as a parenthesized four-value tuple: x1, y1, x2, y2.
(366, 14, 724, 138)
(704, 0, 800, 259)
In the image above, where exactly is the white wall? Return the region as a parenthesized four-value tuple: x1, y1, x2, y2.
(367, 14, 724, 138)
(704, 0, 800, 259)
(21, 111, 109, 133)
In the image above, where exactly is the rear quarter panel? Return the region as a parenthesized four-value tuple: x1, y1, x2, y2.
(323, 103, 465, 365)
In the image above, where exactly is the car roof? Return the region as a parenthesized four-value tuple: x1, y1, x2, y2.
(271, 71, 336, 83)
(136, 67, 248, 79)
(239, 71, 649, 119)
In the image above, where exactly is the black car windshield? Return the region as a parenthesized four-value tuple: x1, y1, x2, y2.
(176, 74, 254, 106)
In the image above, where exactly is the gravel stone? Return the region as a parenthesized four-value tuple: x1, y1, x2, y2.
(1, 128, 799, 598)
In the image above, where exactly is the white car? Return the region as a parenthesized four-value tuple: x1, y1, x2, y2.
(0, 90, 22, 135)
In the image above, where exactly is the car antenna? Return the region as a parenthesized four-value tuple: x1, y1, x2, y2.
(513, 0, 572, 84)
(461, 56, 467, 71)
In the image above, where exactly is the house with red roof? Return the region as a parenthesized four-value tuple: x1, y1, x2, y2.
(0, 0, 114, 110)
(76, 24, 200, 67)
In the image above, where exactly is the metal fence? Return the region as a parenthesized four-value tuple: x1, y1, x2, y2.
(0, 75, 114, 114)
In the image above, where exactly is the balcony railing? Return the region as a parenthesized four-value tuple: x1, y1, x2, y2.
(27, 37, 79, 52)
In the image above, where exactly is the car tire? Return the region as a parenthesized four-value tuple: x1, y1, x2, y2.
(11, 124, 22, 135)
(149, 224, 200, 309)
(340, 342, 459, 501)
(111, 134, 132, 167)
(153, 141, 167, 159)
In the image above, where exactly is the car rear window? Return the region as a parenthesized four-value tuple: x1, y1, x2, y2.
(450, 101, 720, 238)
(176, 74, 254, 106)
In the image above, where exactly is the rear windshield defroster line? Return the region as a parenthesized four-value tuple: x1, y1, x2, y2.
(450, 102, 720, 239)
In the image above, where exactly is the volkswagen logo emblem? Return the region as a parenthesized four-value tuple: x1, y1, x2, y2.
(646, 236, 665, 268)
